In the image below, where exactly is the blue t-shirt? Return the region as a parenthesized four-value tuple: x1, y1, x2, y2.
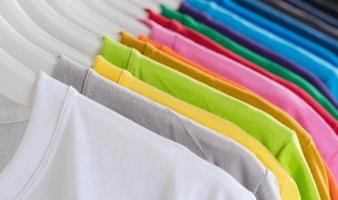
(212, 0, 338, 67)
(227, 0, 338, 57)
(185, 0, 338, 99)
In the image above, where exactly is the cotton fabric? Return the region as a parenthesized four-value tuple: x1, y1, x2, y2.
(260, 0, 338, 41)
(125, 32, 331, 200)
(93, 55, 301, 200)
(213, 0, 338, 64)
(184, 0, 338, 99)
(283, 0, 338, 28)
(0, 96, 29, 173)
(159, 6, 338, 124)
(232, 0, 338, 56)
(137, 35, 338, 199)
(100, 36, 319, 200)
(55, 55, 281, 200)
(307, 0, 338, 19)
(178, 1, 338, 109)
(142, 19, 338, 182)
(137, 35, 247, 90)
(0, 72, 257, 200)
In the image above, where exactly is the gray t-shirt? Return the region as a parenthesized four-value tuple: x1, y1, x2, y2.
(54, 55, 280, 200)
(0, 96, 29, 173)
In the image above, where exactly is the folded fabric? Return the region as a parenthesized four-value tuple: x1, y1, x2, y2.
(0, 72, 257, 200)
(130, 35, 246, 91)
(139, 36, 248, 91)
(142, 19, 338, 182)
(213, 0, 338, 63)
(130, 33, 246, 90)
(55, 55, 281, 200)
(178, 1, 338, 109)
(137, 38, 338, 200)
(93, 55, 301, 200)
(131, 33, 331, 200)
(185, 0, 338, 99)
(0, 96, 30, 174)
(260, 0, 338, 40)
(100, 36, 319, 200)
(232, 0, 338, 56)
(159, 6, 338, 127)
(283, 0, 338, 28)
(307, 0, 338, 19)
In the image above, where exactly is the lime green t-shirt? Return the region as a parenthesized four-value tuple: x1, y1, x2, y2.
(160, 5, 337, 120)
(100, 36, 320, 199)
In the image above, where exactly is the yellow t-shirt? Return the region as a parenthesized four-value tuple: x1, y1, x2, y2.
(93, 55, 301, 200)
(121, 32, 330, 200)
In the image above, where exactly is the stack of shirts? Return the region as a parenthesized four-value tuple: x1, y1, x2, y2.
(1, 0, 337, 199)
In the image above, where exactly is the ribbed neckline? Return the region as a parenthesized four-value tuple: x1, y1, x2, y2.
(0, 73, 72, 199)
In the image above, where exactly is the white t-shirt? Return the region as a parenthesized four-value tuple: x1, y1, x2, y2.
(0, 72, 256, 200)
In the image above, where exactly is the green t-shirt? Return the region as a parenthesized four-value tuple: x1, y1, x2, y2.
(100, 36, 320, 199)
(160, 5, 338, 120)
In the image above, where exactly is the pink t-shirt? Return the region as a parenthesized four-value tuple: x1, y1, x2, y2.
(141, 18, 338, 179)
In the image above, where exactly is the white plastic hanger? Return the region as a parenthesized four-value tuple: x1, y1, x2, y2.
(104, 0, 146, 19)
(80, 0, 150, 36)
(0, 48, 36, 107)
(17, 0, 100, 57)
(0, 0, 91, 66)
(154, 0, 181, 9)
(0, 0, 102, 107)
(131, 0, 181, 14)
(0, 0, 167, 107)
(45, 0, 121, 36)
(129, 0, 181, 11)
(129, 0, 160, 12)
(0, 14, 56, 74)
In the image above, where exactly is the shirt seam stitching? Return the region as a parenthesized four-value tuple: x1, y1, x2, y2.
(254, 168, 269, 195)
(15, 87, 74, 199)
(81, 69, 92, 97)
(125, 48, 134, 72)
(83, 69, 91, 93)
(274, 134, 295, 160)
